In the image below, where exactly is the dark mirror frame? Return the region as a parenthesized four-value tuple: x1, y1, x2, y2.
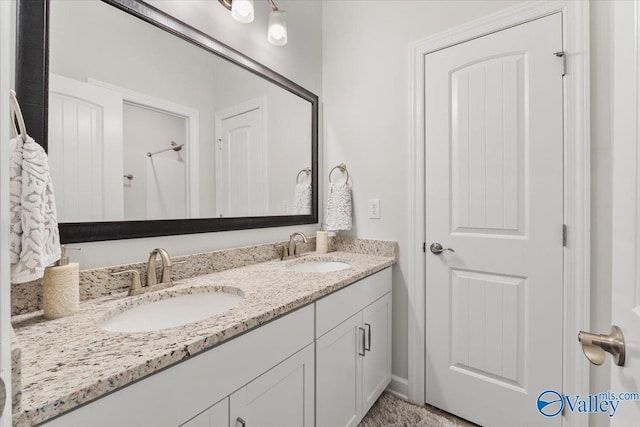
(16, 0, 319, 243)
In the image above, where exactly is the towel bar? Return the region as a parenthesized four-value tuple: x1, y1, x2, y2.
(9, 90, 29, 140)
(296, 167, 311, 184)
(329, 163, 349, 184)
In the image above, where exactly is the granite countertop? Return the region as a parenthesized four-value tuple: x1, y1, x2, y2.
(12, 251, 395, 426)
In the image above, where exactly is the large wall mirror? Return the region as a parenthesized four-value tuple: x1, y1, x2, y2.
(16, 0, 318, 243)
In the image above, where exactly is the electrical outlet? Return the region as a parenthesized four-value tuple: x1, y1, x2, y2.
(368, 199, 380, 219)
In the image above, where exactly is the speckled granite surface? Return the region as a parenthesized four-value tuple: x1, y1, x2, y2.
(331, 236, 397, 258)
(11, 329, 21, 414)
(11, 239, 316, 315)
(12, 248, 395, 426)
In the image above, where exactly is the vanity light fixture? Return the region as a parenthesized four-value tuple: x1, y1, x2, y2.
(219, 0, 254, 23)
(267, 0, 287, 46)
(218, 0, 287, 46)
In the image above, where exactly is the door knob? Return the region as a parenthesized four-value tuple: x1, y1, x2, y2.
(578, 326, 625, 366)
(430, 243, 455, 255)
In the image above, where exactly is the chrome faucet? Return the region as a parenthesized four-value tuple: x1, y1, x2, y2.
(277, 232, 308, 260)
(111, 248, 184, 296)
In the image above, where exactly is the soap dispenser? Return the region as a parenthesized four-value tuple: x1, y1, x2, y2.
(316, 223, 329, 254)
(43, 245, 80, 319)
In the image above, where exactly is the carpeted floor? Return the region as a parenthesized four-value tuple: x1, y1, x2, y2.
(359, 392, 476, 427)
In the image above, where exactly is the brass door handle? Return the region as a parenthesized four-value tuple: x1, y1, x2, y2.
(578, 326, 625, 366)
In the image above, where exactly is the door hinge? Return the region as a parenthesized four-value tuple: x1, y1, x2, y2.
(562, 224, 568, 247)
(422, 242, 426, 253)
(554, 51, 566, 76)
(217, 138, 223, 151)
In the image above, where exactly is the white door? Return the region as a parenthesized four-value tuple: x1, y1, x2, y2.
(424, 14, 563, 427)
(0, 1, 13, 423)
(215, 105, 267, 217)
(316, 312, 362, 427)
(610, 1, 640, 424)
(48, 74, 124, 222)
(229, 344, 314, 427)
(361, 293, 392, 415)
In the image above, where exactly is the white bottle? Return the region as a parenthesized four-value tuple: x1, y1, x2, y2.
(43, 246, 80, 319)
(316, 224, 329, 254)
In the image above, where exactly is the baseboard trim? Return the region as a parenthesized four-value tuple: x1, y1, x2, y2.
(386, 375, 409, 400)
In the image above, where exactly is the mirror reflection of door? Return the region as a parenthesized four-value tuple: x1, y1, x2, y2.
(215, 99, 268, 218)
(47, 0, 312, 226)
(48, 74, 124, 222)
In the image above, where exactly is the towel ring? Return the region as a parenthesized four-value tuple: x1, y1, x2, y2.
(296, 167, 311, 184)
(329, 163, 349, 184)
(9, 90, 29, 141)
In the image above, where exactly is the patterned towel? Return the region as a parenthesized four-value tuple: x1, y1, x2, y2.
(292, 182, 312, 215)
(326, 182, 352, 231)
(10, 136, 61, 283)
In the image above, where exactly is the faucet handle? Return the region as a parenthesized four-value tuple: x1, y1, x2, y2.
(293, 241, 304, 257)
(111, 270, 142, 295)
(275, 244, 289, 260)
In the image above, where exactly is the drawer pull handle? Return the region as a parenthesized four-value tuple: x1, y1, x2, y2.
(237, 417, 246, 427)
(364, 323, 371, 352)
(359, 327, 366, 356)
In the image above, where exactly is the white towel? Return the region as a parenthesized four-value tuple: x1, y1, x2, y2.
(292, 182, 311, 215)
(10, 136, 61, 284)
(325, 182, 352, 231)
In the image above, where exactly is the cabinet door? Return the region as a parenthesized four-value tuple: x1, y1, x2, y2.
(361, 292, 392, 414)
(230, 343, 314, 427)
(181, 398, 228, 427)
(316, 312, 363, 427)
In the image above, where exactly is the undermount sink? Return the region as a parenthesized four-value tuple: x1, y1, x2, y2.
(101, 290, 242, 333)
(287, 260, 351, 273)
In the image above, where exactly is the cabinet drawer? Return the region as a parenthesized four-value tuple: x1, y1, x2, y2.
(315, 267, 391, 338)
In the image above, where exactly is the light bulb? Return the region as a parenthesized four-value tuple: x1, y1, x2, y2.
(268, 10, 287, 45)
(231, 0, 254, 23)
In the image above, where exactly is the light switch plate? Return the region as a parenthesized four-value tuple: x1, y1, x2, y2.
(368, 199, 380, 219)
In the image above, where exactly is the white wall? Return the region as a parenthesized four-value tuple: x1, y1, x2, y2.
(322, 0, 520, 384)
(323, 2, 615, 412)
(53, 0, 322, 269)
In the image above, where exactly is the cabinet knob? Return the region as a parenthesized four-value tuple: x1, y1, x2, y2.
(237, 417, 246, 427)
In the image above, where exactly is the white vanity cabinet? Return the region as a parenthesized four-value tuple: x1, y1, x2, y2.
(181, 398, 228, 427)
(40, 266, 392, 427)
(229, 343, 315, 427)
(182, 343, 315, 427)
(42, 305, 314, 427)
(315, 268, 392, 427)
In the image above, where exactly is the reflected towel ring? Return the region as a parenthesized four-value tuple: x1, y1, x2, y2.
(9, 90, 29, 141)
(296, 167, 311, 184)
(329, 163, 349, 184)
